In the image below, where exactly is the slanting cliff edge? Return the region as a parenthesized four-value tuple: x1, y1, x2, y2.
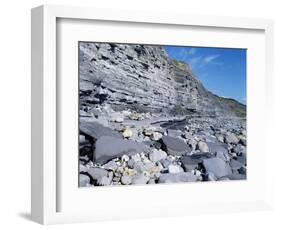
(79, 43, 246, 118)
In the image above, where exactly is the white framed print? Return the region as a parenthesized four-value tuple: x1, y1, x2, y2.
(31, 5, 275, 225)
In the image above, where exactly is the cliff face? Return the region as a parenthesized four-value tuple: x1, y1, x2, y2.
(79, 42, 245, 118)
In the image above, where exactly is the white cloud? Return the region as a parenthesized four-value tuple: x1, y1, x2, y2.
(188, 56, 202, 69)
(188, 48, 197, 55)
(203, 54, 220, 63)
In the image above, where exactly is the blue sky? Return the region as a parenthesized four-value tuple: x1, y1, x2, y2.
(164, 46, 247, 104)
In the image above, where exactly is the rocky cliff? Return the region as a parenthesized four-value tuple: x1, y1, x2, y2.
(79, 43, 246, 118)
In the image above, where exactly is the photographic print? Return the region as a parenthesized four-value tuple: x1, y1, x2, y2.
(79, 42, 246, 187)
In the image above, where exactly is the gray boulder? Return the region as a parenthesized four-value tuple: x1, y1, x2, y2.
(161, 136, 191, 156)
(180, 156, 200, 171)
(225, 133, 239, 144)
(149, 149, 167, 162)
(197, 141, 209, 152)
(202, 157, 232, 178)
(207, 142, 228, 155)
(121, 175, 132, 185)
(167, 129, 183, 138)
(227, 173, 247, 180)
(188, 152, 213, 163)
(158, 172, 197, 183)
(94, 136, 148, 164)
(79, 174, 91, 187)
(236, 152, 247, 165)
(80, 121, 121, 141)
(131, 175, 150, 185)
(230, 159, 244, 170)
(168, 164, 184, 174)
(87, 167, 108, 182)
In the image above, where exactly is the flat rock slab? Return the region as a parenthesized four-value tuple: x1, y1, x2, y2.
(94, 136, 148, 164)
(158, 172, 197, 183)
(189, 152, 213, 163)
(230, 159, 245, 170)
(227, 173, 246, 180)
(206, 142, 228, 155)
(202, 157, 232, 178)
(87, 167, 108, 181)
(80, 121, 122, 140)
(161, 136, 191, 156)
(180, 155, 200, 171)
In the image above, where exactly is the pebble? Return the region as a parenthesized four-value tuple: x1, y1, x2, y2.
(122, 127, 133, 138)
(111, 113, 124, 123)
(151, 132, 163, 141)
(149, 149, 167, 162)
(225, 132, 239, 144)
(131, 175, 150, 184)
(121, 175, 132, 185)
(197, 141, 209, 152)
(168, 164, 184, 174)
(121, 154, 130, 162)
(102, 160, 118, 171)
(158, 172, 197, 183)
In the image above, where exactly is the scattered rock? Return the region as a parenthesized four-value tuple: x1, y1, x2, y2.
(227, 173, 246, 180)
(168, 164, 184, 174)
(121, 175, 132, 185)
(160, 159, 172, 168)
(236, 153, 247, 165)
(79, 135, 87, 144)
(207, 172, 217, 181)
(158, 172, 197, 183)
(161, 136, 191, 156)
(202, 157, 232, 178)
(79, 174, 91, 187)
(189, 152, 213, 163)
(122, 127, 133, 138)
(207, 142, 228, 155)
(150, 132, 163, 141)
(87, 167, 108, 182)
(123, 168, 136, 176)
(167, 129, 183, 138)
(230, 159, 244, 170)
(131, 175, 150, 184)
(94, 136, 148, 164)
(110, 113, 124, 123)
(102, 160, 118, 171)
(225, 132, 239, 144)
(149, 149, 167, 162)
(79, 164, 88, 173)
(180, 156, 200, 171)
(97, 176, 111, 186)
(80, 110, 92, 117)
(197, 141, 209, 152)
(121, 154, 130, 162)
(233, 145, 246, 155)
(131, 153, 142, 162)
(130, 112, 143, 121)
(80, 121, 121, 140)
(148, 179, 156, 184)
(216, 134, 224, 143)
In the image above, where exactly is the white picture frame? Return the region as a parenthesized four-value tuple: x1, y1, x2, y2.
(31, 4, 274, 225)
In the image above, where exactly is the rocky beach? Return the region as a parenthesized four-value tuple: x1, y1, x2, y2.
(79, 42, 246, 187)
